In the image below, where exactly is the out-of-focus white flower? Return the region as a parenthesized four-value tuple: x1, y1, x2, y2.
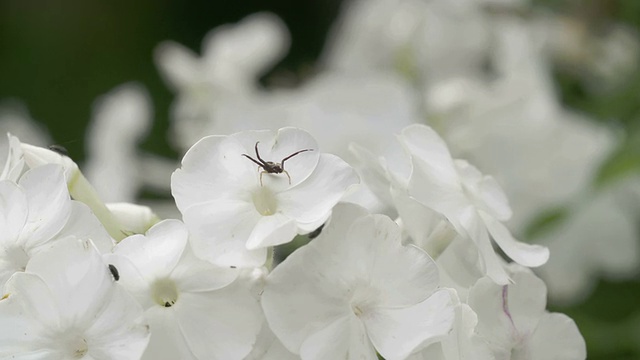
(262, 203, 455, 360)
(535, 175, 640, 304)
(155, 12, 290, 150)
(401, 124, 549, 284)
(172, 127, 359, 267)
(107, 219, 262, 360)
(85, 83, 153, 202)
(0, 164, 114, 291)
(323, 0, 491, 86)
(468, 265, 586, 360)
(0, 237, 149, 359)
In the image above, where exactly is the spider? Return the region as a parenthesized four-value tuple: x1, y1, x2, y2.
(242, 141, 313, 186)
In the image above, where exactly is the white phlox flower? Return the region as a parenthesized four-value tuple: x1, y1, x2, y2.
(261, 203, 455, 360)
(0, 237, 150, 359)
(106, 219, 262, 360)
(85, 83, 153, 203)
(0, 164, 114, 291)
(468, 265, 587, 360)
(400, 124, 549, 284)
(171, 127, 359, 267)
(155, 13, 290, 150)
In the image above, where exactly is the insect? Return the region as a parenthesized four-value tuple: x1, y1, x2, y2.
(108, 264, 120, 281)
(242, 141, 313, 186)
(48, 144, 69, 157)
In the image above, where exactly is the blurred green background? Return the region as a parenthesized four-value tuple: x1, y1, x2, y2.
(1, 0, 640, 358)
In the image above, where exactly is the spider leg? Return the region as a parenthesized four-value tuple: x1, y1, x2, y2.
(283, 170, 291, 184)
(281, 148, 313, 170)
(260, 170, 267, 187)
(255, 141, 267, 163)
(242, 154, 264, 168)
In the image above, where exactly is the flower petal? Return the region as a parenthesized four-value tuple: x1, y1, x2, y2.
(481, 213, 549, 268)
(0, 180, 27, 246)
(183, 199, 266, 267)
(519, 313, 586, 360)
(400, 124, 459, 186)
(175, 284, 262, 360)
(279, 154, 359, 224)
(364, 289, 455, 360)
(171, 246, 239, 293)
(56, 201, 115, 254)
(18, 164, 72, 249)
(246, 213, 298, 250)
(113, 219, 188, 280)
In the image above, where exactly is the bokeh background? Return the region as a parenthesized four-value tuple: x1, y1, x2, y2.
(1, 0, 640, 358)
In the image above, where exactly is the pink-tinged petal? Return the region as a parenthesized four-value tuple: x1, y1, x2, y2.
(4, 272, 60, 330)
(18, 164, 72, 249)
(24, 238, 112, 329)
(113, 219, 188, 280)
(183, 199, 266, 267)
(171, 246, 239, 293)
(0, 180, 27, 246)
(365, 289, 455, 360)
(84, 284, 150, 360)
(56, 201, 114, 254)
(467, 277, 514, 353)
(246, 213, 298, 250)
(175, 284, 262, 360)
(171, 135, 255, 212)
(500, 267, 547, 337)
(230, 127, 320, 189)
(481, 213, 549, 268)
(519, 313, 586, 360)
(154, 41, 202, 90)
(279, 154, 359, 224)
(400, 124, 459, 186)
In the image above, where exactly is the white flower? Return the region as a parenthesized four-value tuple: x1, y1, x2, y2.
(467, 265, 586, 360)
(171, 127, 359, 267)
(106, 202, 162, 235)
(155, 12, 290, 150)
(261, 203, 455, 360)
(0, 237, 149, 359)
(0, 164, 114, 291)
(107, 219, 263, 360)
(85, 83, 153, 203)
(401, 124, 549, 284)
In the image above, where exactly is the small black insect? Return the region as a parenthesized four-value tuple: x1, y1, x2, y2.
(242, 141, 313, 186)
(48, 144, 69, 157)
(108, 264, 120, 281)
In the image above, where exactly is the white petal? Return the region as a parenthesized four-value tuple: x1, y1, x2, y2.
(183, 199, 266, 267)
(298, 316, 350, 360)
(154, 41, 201, 90)
(345, 215, 441, 307)
(400, 124, 459, 186)
(171, 135, 255, 212)
(4, 272, 60, 330)
(481, 213, 549, 267)
(500, 267, 547, 337)
(56, 201, 115, 254)
(171, 246, 239, 293)
(175, 284, 262, 360)
(18, 164, 71, 249)
(113, 219, 188, 280)
(518, 313, 586, 360)
(141, 306, 193, 360)
(365, 289, 455, 360)
(0, 180, 27, 246)
(278, 153, 359, 224)
(84, 282, 150, 360)
(0, 287, 53, 358)
(24, 237, 112, 329)
(466, 213, 511, 285)
(246, 213, 298, 250)
(102, 254, 153, 309)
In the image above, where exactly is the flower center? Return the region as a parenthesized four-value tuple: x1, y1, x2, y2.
(151, 278, 179, 308)
(348, 284, 380, 318)
(252, 186, 278, 216)
(58, 331, 89, 359)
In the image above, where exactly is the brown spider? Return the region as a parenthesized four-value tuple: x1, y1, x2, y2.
(242, 141, 313, 186)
